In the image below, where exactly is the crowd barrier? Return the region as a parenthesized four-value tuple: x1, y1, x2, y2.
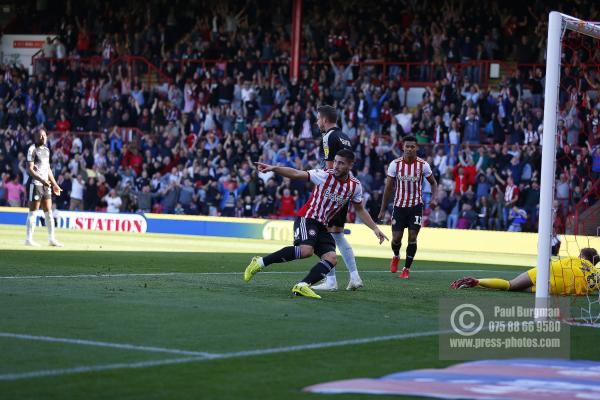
(1, 207, 598, 267)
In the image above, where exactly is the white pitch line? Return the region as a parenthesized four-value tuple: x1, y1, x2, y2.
(214, 329, 455, 359)
(0, 272, 216, 280)
(0, 332, 219, 358)
(0, 357, 202, 381)
(0, 329, 451, 381)
(0, 270, 514, 280)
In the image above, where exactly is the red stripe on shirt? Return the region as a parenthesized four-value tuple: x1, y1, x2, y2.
(407, 162, 414, 207)
(418, 161, 424, 206)
(395, 158, 428, 207)
(313, 175, 336, 223)
(306, 174, 328, 219)
(326, 177, 350, 222)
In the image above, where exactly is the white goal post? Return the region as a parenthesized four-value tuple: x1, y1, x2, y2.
(536, 12, 600, 315)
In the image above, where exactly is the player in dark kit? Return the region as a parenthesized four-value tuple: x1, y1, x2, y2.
(311, 105, 363, 291)
(378, 136, 437, 279)
(25, 129, 63, 246)
(243, 150, 388, 299)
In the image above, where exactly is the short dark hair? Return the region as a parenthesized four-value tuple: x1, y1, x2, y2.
(336, 149, 355, 162)
(33, 129, 44, 144)
(403, 135, 417, 143)
(317, 105, 338, 124)
(581, 248, 599, 266)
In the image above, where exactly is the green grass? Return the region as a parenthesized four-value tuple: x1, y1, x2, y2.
(0, 225, 599, 400)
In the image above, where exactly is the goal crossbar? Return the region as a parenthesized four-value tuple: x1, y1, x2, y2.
(562, 15, 600, 39)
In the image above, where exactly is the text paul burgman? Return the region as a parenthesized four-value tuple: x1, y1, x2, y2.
(494, 306, 560, 318)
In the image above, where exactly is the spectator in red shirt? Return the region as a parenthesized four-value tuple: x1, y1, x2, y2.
(457, 148, 477, 184)
(55, 112, 71, 132)
(77, 26, 91, 56)
(452, 166, 470, 194)
(121, 146, 143, 175)
(278, 188, 297, 219)
(380, 101, 392, 131)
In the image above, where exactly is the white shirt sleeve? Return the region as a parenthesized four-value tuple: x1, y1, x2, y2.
(26, 145, 35, 162)
(423, 161, 433, 178)
(352, 182, 363, 204)
(387, 161, 398, 178)
(307, 169, 329, 185)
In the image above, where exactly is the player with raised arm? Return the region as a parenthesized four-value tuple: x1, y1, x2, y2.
(243, 149, 388, 299)
(451, 248, 600, 295)
(378, 135, 437, 279)
(311, 104, 363, 291)
(25, 129, 63, 247)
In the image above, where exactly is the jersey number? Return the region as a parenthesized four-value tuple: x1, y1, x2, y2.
(414, 216, 422, 226)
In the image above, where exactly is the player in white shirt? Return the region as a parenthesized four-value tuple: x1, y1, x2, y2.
(244, 149, 388, 299)
(25, 129, 63, 247)
(379, 136, 437, 279)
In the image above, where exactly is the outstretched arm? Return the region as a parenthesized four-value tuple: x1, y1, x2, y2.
(354, 201, 388, 244)
(494, 170, 506, 186)
(255, 162, 309, 181)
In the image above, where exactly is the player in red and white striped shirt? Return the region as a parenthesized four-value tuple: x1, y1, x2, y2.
(297, 170, 361, 224)
(379, 136, 437, 279)
(244, 149, 388, 299)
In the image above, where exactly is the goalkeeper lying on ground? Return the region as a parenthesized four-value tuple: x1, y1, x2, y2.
(451, 248, 600, 295)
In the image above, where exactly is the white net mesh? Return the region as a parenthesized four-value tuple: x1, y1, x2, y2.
(543, 14, 600, 328)
(557, 235, 600, 327)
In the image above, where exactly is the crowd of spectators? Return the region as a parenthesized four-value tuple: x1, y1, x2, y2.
(0, 0, 599, 234)
(16, 0, 600, 70)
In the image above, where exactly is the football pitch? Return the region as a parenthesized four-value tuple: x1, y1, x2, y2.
(1, 225, 599, 400)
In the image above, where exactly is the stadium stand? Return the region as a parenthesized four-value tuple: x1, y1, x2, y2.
(0, 0, 598, 234)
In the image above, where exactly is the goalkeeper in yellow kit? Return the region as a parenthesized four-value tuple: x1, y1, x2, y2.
(451, 248, 600, 295)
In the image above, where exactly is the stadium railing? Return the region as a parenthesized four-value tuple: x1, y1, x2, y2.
(31, 55, 600, 94)
(159, 58, 509, 87)
(32, 55, 173, 85)
(47, 127, 143, 146)
(569, 178, 600, 235)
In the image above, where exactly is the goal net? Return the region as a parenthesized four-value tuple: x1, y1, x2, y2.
(538, 12, 600, 326)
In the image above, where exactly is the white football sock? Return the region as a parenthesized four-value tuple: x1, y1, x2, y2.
(325, 268, 338, 283)
(331, 232, 358, 275)
(45, 210, 55, 241)
(26, 212, 36, 241)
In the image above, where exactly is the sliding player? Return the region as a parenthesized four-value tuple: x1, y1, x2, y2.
(451, 248, 599, 295)
(244, 149, 388, 299)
